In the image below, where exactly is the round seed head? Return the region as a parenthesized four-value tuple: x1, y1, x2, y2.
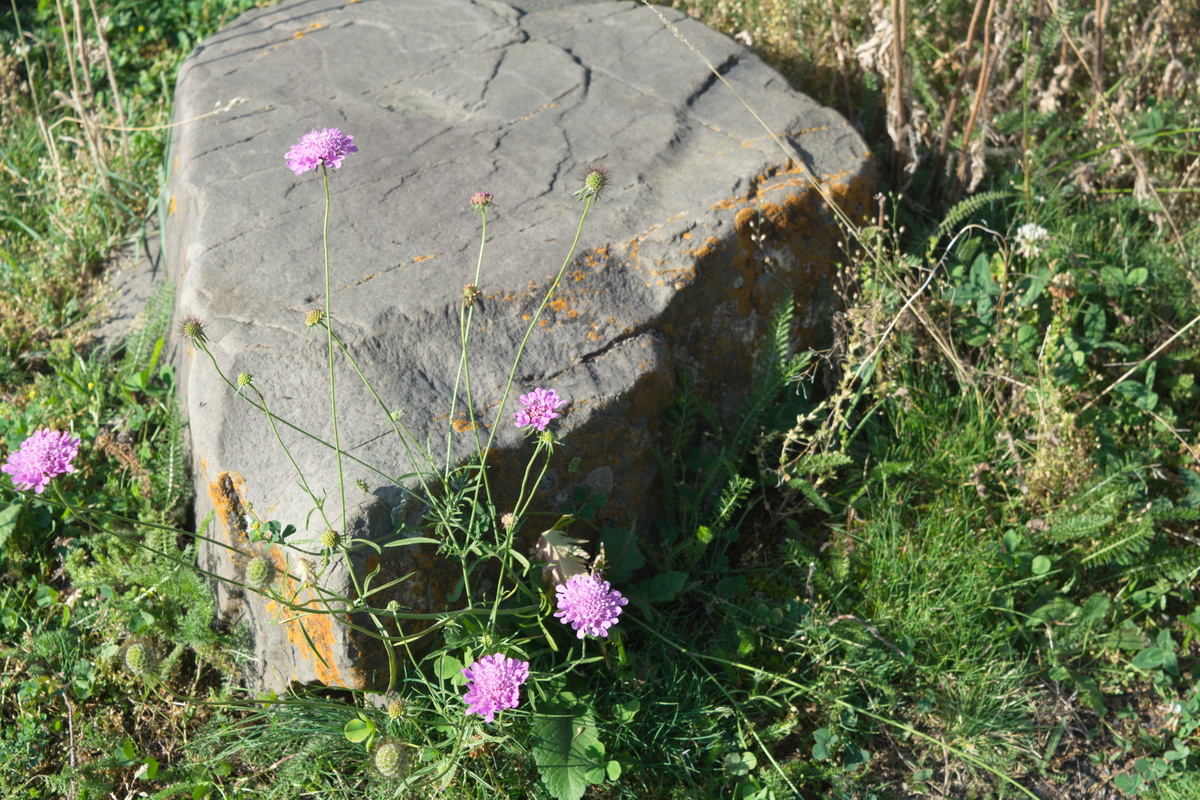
(236, 372, 253, 388)
(370, 737, 409, 780)
(246, 555, 274, 589)
(321, 528, 341, 549)
(305, 308, 326, 328)
(121, 640, 158, 679)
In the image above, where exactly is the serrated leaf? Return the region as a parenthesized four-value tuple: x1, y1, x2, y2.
(531, 707, 606, 800)
(532, 518, 590, 586)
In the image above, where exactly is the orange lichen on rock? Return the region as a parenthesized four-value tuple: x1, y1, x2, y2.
(266, 591, 349, 687)
(208, 471, 251, 566)
(452, 417, 480, 433)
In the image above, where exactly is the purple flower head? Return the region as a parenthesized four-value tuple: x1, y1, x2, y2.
(285, 127, 358, 174)
(554, 573, 629, 639)
(470, 191, 494, 211)
(514, 387, 565, 432)
(461, 653, 529, 723)
(2, 429, 81, 494)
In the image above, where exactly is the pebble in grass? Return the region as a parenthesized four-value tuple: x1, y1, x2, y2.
(165, 0, 873, 692)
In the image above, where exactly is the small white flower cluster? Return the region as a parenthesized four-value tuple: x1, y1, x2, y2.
(1015, 222, 1050, 258)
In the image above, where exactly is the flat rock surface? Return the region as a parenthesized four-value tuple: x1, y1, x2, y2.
(167, 0, 873, 691)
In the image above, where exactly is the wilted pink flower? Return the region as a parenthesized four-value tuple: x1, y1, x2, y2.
(285, 127, 358, 174)
(2, 429, 81, 494)
(514, 387, 565, 432)
(470, 191, 494, 211)
(462, 653, 529, 723)
(554, 573, 629, 639)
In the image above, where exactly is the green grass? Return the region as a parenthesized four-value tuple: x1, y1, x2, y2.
(3, 0, 1200, 797)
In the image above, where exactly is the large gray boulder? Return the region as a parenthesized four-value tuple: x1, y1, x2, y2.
(167, 0, 873, 692)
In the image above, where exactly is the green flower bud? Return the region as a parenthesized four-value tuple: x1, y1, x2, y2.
(574, 164, 610, 201)
(387, 697, 407, 720)
(178, 315, 208, 345)
(320, 528, 341, 549)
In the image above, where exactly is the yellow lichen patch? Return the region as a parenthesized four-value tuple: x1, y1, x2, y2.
(452, 417, 479, 433)
(412, 254, 437, 263)
(169, 195, 176, 215)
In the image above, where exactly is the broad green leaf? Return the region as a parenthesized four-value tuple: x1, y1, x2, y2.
(1131, 646, 1165, 670)
(435, 654, 465, 683)
(599, 527, 644, 584)
(605, 760, 621, 780)
(614, 698, 640, 723)
(531, 706, 606, 800)
(724, 751, 757, 776)
(343, 717, 375, 744)
(0, 502, 21, 549)
(812, 728, 838, 761)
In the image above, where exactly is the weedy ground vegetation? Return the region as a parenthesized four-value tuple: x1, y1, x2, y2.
(2, 0, 1200, 797)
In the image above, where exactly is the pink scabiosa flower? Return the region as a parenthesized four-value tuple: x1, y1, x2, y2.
(2, 429, 81, 494)
(554, 573, 629, 639)
(285, 127, 358, 174)
(514, 387, 565, 432)
(461, 653, 529, 723)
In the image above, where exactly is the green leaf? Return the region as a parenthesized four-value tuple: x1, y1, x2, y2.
(1131, 646, 1165, 670)
(532, 706, 607, 800)
(605, 760, 621, 781)
(614, 698, 640, 723)
(724, 751, 757, 776)
(343, 716, 375, 744)
(1031, 555, 1052, 576)
(631, 571, 688, 605)
(0, 502, 21, 549)
(812, 727, 838, 761)
(435, 654, 465, 683)
(599, 528, 644, 584)
(137, 757, 159, 780)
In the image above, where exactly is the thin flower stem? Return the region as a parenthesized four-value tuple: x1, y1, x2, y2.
(246, 383, 332, 532)
(321, 167, 349, 547)
(446, 207, 489, 467)
(466, 193, 598, 553)
(194, 339, 407, 487)
(324, 325, 438, 498)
